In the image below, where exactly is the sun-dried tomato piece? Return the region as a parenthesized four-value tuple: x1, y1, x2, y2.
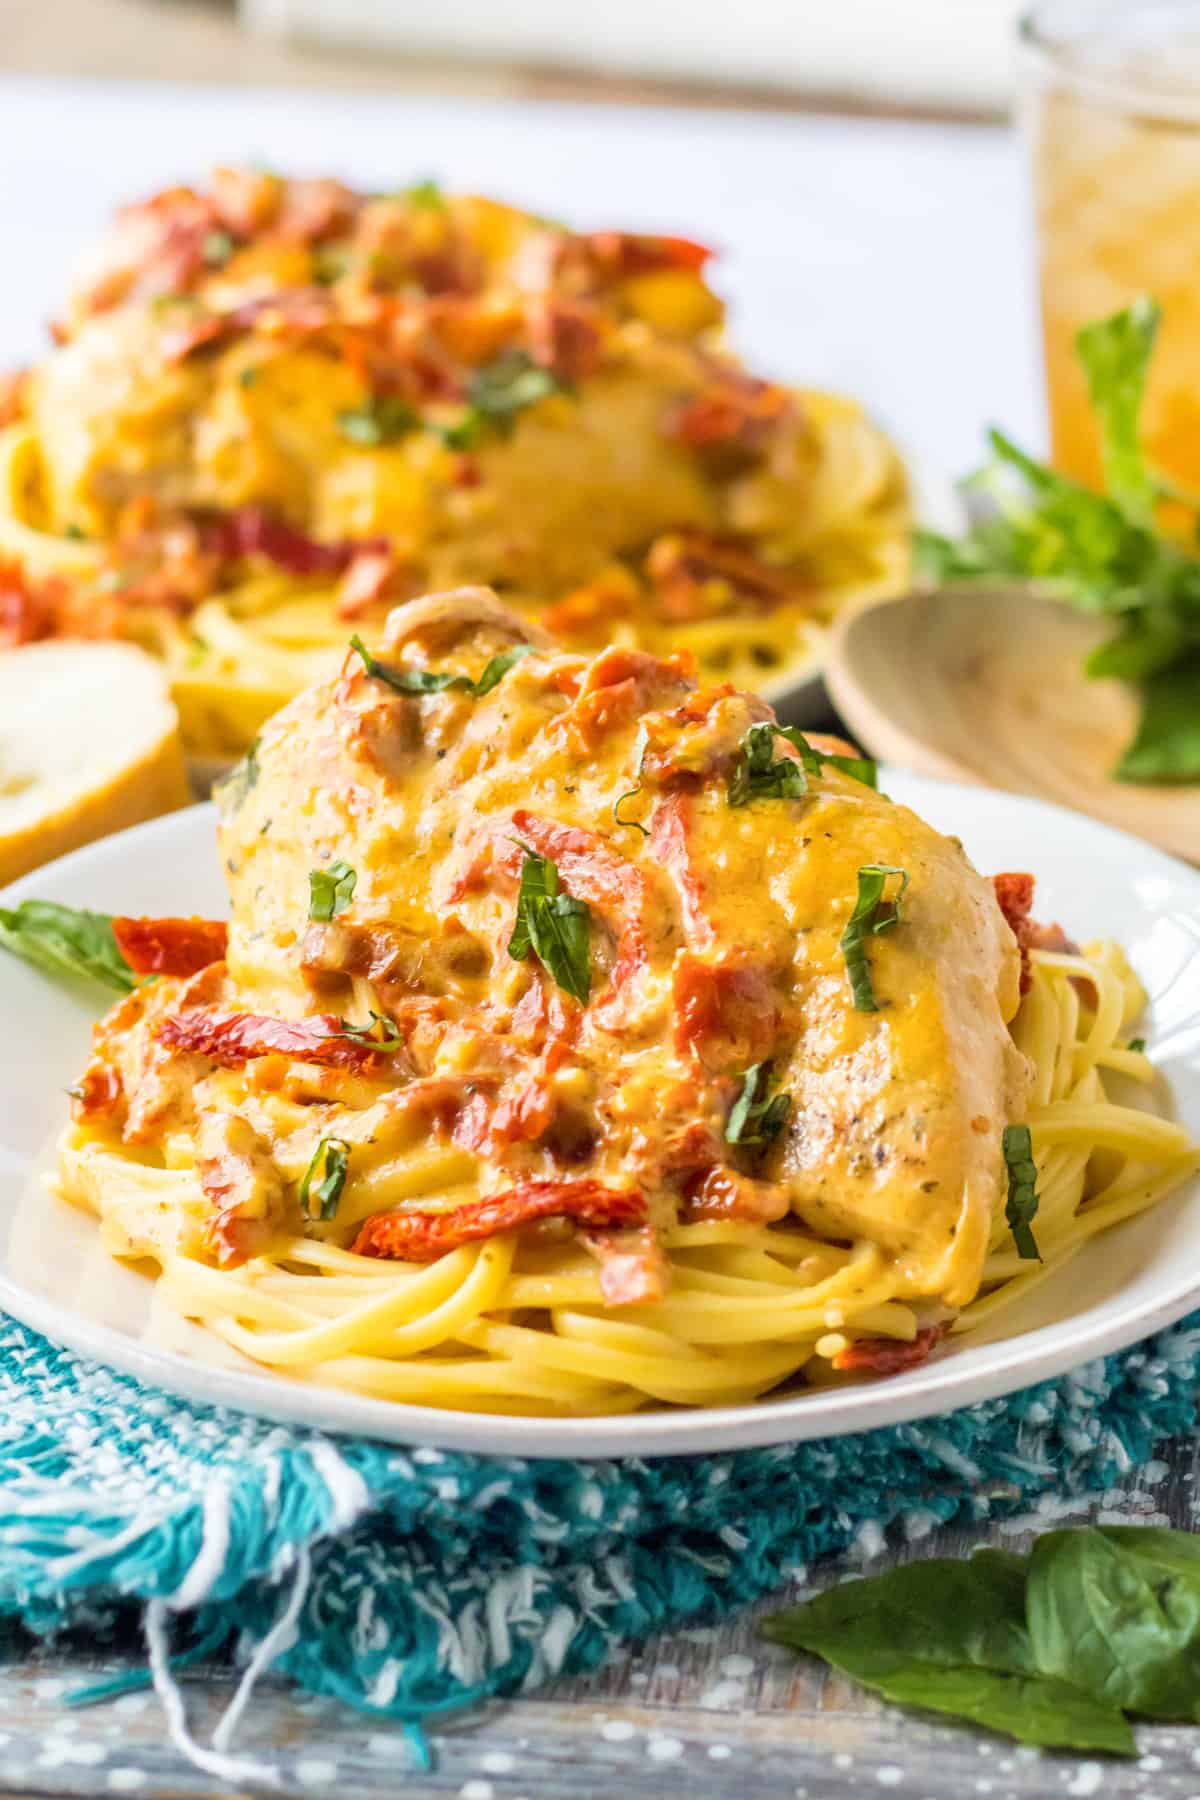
(509, 809, 651, 997)
(585, 231, 714, 277)
(112, 916, 228, 978)
(991, 872, 1078, 995)
(353, 1178, 646, 1260)
(156, 1008, 386, 1072)
(832, 1322, 949, 1376)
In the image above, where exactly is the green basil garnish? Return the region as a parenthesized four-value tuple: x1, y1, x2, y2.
(336, 396, 420, 447)
(1002, 1121, 1041, 1261)
(725, 1062, 791, 1147)
(299, 1136, 351, 1221)
(468, 349, 563, 424)
(214, 737, 260, 816)
(349, 635, 532, 699)
(406, 178, 444, 209)
(840, 864, 908, 1013)
(202, 229, 235, 268)
(727, 722, 808, 807)
(433, 349, 565, 451)
(0, 900, 134, 994)
(308, 860, 357, 922)
(507, 845, 591, 1005)
(612, 726, 650, 837)
(329, 1012, 404, 1051)
(728, 723, 877, 808)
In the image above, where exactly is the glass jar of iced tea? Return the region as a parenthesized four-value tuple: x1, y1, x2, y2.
(1022, 1, 1200, 493)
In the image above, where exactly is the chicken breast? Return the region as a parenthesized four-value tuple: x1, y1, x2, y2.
(184, 587, 1028, 1306)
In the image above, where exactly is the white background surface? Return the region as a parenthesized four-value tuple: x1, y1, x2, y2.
(0, 76, 1041, 478)
(243, 0, 1025, 110)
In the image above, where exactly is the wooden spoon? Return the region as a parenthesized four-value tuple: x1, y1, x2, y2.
(825, 585, 1200, 864)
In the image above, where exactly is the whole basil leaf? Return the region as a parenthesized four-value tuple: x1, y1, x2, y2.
(1076, 296, 1161, 528)
(1028, 1526, 1200, 1721)
(0, 900, 135, 994)
(852, 1663, 1134, 1755)
(1112, 655, 1200, 784)
(762, 1551, 1134, 1755)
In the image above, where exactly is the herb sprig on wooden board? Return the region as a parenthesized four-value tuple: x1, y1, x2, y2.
(917, 297, 1200, 783)
(763, 1524, 1200, 1754)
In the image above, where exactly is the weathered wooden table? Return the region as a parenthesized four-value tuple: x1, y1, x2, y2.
(0, 1435, 1197, 1800)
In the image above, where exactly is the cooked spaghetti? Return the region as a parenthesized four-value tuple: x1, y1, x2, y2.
(50, 591, 1197, 1415)
(0, 170, 909, 757)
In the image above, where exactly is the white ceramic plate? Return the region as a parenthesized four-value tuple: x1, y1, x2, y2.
(2, 773, 1198, 1459)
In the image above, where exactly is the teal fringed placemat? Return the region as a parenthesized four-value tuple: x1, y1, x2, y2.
(2, 1312, 1200, 1777)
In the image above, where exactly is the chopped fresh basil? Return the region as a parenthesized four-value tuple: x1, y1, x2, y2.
(726, 1062, 791, 1147)
(1002, 1121, 1041, 1260)
(507, 845, 591, 1005)
(430, 351, 564, 452)
(0, 900, 134, 994)
(779, 727, 879, 790)
(434, 412, 486, 452)
(728, 722, 877, 808)
(238, 365, 261, 390)
(312, 243, 350, 286)
(406, 178, 445, 209)
(728, 722, 808, 807)
(349, 634, 532, 699)
(329, 1011, 404, 1051)
(336, 396, 420, 447)
(840, 864, 908, 1013)
(201, 229, 235, 268)
(470, 349, 563, 422)
(299, 1136, 351, 1221)
(612, 726, 650, 837)
(215, 738, 260, 815)
(308, 860, 357, 922)
(1127, 1036, 1147, 1054)
(471, 645, 536, 696)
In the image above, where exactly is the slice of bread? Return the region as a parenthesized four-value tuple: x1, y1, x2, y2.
(0, 640, 190, 886)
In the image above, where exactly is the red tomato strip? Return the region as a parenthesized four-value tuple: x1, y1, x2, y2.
(198, 507, 388, 577)
(650, 791, 715, 950)
(156, 1008, 383, 1071)
(112, 916, 229, 978)
(832, 1322, 949, 1376)
(585, 231, 714, 276)
(353, 1178, 646, 1260)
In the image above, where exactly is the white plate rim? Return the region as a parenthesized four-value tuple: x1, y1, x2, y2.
(1, 770, 1197, 1461)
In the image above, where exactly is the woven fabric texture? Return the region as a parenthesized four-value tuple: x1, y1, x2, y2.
(2, 1311, 1199, 1722)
